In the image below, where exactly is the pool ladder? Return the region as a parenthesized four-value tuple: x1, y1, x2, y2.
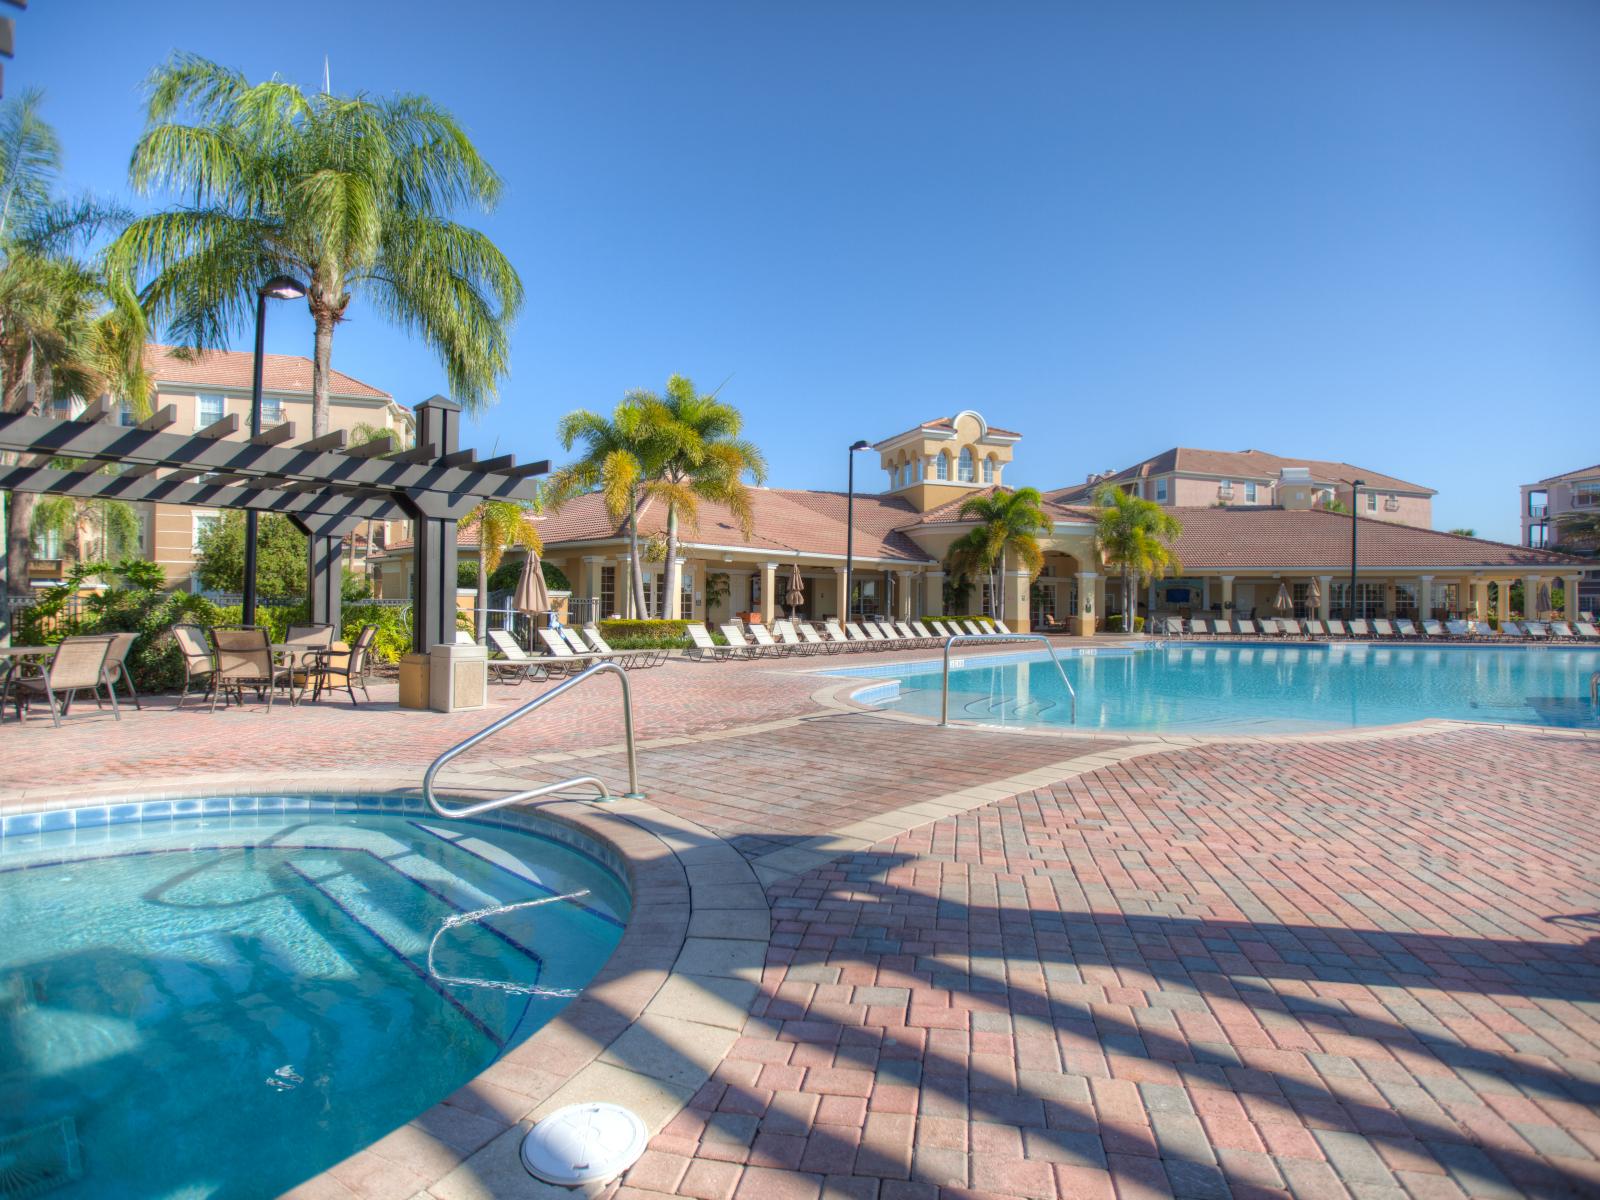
(939, 633, 1077, 726)
(422, 661, 643, 819)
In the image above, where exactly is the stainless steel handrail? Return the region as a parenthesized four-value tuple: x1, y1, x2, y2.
(939, 634, 1077, 726)
(422, 660, 642, 818)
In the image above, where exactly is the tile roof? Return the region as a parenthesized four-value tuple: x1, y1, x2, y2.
(874, 415, 1022, 447)
(380, 488, 935, 563)
(902, 487, 1097, 529)
(1531, 462, 1600, 486)
(1047, 447, 1432, 503)
(143, 344, 391, 400)
(1156, 506, 1586, 571)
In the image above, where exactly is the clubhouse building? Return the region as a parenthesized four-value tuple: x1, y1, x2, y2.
(374, 410, 1590, 632)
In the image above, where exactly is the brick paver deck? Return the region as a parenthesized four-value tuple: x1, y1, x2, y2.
(3, 653, 1596, 1198)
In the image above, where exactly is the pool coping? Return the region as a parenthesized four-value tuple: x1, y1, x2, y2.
(8, 774, 765, 1200)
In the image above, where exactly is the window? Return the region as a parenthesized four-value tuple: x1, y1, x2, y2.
(681, 569, 694, 616)
(1218, 478, 1233, 498)
(118, 400, 139, 427)
(1528, 490, 1548, 517)
(957, 447, 975, 483)
(935, 453, 949, 481)
(196, 393, 225, 429)
(1366, 491, 1377, 512)
(600, 565, 616, 617)
(1575, 483, 1600, 509)
(1529, 525, 1550, 548)
(982, 457, 995, 484)
(1155, 478, 1168, 503)
(193, 512, 220, 552)
(260, 397, 283, 426)
(1244, 482, 1257, 503)
(32, 527, 61, 560)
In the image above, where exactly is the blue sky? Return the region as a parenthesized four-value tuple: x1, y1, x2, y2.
(17, 1, 1600, 541)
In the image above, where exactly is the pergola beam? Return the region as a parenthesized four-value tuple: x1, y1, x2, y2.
(0, 462, 399, 520)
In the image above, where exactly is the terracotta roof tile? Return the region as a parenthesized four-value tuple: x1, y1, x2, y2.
(144, 344, 391, 401)
(1532, 462, 1600, 486)
(1048, 447, 1431, 503)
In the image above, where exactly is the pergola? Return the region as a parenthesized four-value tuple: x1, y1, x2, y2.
(0, 394, 544, 652)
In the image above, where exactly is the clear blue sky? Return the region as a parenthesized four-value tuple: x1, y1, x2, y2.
(17, 1, 1600, 541)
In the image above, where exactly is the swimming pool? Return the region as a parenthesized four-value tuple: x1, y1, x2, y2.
(832, 642, 1600, 734)
(0, 798, 629, 1200)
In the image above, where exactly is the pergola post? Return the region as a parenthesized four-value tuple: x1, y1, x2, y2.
(290, 513, 362, 633)
(408, 396, 464, 654)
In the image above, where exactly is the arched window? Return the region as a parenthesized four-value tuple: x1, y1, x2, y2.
(958, 447, 975, 483)
(935, 452, 950, 481)
(982, 456, 995, 484)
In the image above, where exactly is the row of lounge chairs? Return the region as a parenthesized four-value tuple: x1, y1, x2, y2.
(1160, 615, 1600, 642)
(688, 617, 1020, 660)
(474, 625, 671, 684)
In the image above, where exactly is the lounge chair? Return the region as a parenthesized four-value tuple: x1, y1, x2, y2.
(456, 629, 477, 645)
(845, 622, 889, 650)
(1161, 616, 1184, 638)
(1256, 618, 1280, 636)
(748, 623, 792, 656)
(1444, 620, 1471, 639)
(209, 627, 295, 711)
(1547, 621, 1577, 641)
(539, 627, 610, 667)
(1371, 619, 1396, 638)
(486, 629, 553, 683)
(926, 619, 954, 638)
(1573, 621, 1599, 641)
(1394, 618, 1420, 638)
(100, 629, 142, 710)
(173, 623, 219, 709)
(822, 619, 859, 651)
(864, 621, 902, 648)
(1499, 620, 1523, 639)
(772, 619, 816, 656)
(797, 622, 839, 654)
(1325, 618, 1348, 637)
(1303, 618, 1327, 639)
(686, 623, 738, 662)
(315, 624, 379, 703)
(719, 623, 769, 659)
(992, 619, 1017, 639)
(960, 620, 987, 638)
(1523, 621, 1550, 640)
(1235, 618, 1259, 636)
(582, 625, 663, 668)
(911, 621, 940, 642)
(8, 634, 118, 726)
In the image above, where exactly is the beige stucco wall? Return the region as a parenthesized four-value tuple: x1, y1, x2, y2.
(875, 411, 1018, 513)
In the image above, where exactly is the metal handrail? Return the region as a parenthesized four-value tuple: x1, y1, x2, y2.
(939, 633, 1077, 726)
(422, 660, 642, 818)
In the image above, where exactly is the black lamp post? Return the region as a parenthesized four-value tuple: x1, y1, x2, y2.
(843, 439, 871, 620)
(242, 275, 307, 627)
(1347, 478, 1365, 621)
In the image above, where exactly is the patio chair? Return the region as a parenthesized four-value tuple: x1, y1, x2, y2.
(284, 623, 334, 691)
(1394, 618, 1420, 638)
(314, 624, 378, 704)
(101, 629, 143, 710)
(486, 629, 552, 684)
(686, 623, 738, 662)
(1573, 621, 1600, 641)
(844, 622, 888, 650)
(209, 627, 295, 712)
(773, 619, 817, 656)
(748, 623, 792, 656)
(1303, 618, 1327, 639)
(173, 623, 219, 709)
(1499, 620, 1523, 639)
(1324, 618, 1348, 638)
(582, 625, 662, 668)
(1547, 621, 1577, 641)
(1523, 621, 1550, 640)
(718, 623, 767, 659)
(822, 619, 858, 651)
(797, 622, 840, 654)
(1444, 620, 1471, 639)
(8, 635, 118, 727)
(1235, 618, 1259, 636)
(539, 627, 610, 667)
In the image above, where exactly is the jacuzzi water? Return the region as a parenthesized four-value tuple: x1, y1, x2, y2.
(0, 800, 629, 1199)
(830, 642, 1600, 733)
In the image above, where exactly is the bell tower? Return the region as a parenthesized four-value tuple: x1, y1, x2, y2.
(872, 410, 1021, 513)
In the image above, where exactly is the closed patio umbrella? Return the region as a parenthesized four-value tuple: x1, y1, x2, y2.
(1307, 577, 1322, 614)
(1537, 582, 1551, 618)
(514, 552, 552, 642)
(1274, 581, 1293, 613)
(785, 562, 805, 618)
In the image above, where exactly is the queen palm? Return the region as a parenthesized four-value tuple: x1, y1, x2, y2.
(947, 488, 1051, 623)
(548, 399, 661, 619)
(1093, 484, 1183, 631)
(110, 53, 522, 436)
(465, 499, 542, 642)
(636, 376, 765, 619)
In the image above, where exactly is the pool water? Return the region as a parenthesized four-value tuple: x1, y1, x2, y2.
(0, 804, 629, 1200)
(835, 643, 1600, 734)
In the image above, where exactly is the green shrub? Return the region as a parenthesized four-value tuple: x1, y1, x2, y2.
(1103, 614, 1145, 633)
(597, 618, 690, 649)
(487, 558, 571, 594)
(92, 588, 221, 691)
(939, 614, 997, 627)
(457, 561, 477, 590)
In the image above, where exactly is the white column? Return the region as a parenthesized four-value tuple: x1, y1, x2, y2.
(1524, 575, 1543, 619)
(1075, 570, 1099, 635)
(614, 556, 633, 618)
(896, 570, 915, 621)
(835, 565, 850, 621)
(1564, 574, 1582, 621)
(1417, 575, 1433, 620)
(923, 569, 944, 618)
(760, 562, 778, 625)
(1317, 575, 1333, 621)
(1220, 575, 1235, 612)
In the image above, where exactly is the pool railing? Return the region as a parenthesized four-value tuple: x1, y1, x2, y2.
(940, 633, 1077, 726)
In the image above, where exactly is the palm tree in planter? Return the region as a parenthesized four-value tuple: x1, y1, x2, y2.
(465, 499, 542, 643)
(1093, 484, 1182, 632)
(947, 488, 1051, 624)
(636, 375, 766, 619)
(549, 398, 663, 619)
(111, 54, 522, 436)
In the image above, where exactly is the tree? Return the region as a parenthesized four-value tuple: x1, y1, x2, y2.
(194, 510, 307, 596)
(465, 498, 541, 641)
(1448, 527, 1476, 538)
(1555, 511, 1600, 554)
(1093, 484, 1183, 630)
(549, 399, 663, 618)
(31, 487, 142, 565)
(111, 54, 523, 436)
(0, 90, 149, 595)
(946, 488, 1051, 623)
(635, 375, 766, 618)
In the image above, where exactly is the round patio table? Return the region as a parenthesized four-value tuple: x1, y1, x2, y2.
(271, 644, 328, 707)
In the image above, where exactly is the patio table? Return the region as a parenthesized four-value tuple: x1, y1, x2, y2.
(271, 644, 327, 707)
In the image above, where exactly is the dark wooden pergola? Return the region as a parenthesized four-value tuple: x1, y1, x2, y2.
(0, 395, 544, 653)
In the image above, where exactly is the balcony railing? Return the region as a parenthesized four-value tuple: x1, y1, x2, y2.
(1529, 504, 1549, 518)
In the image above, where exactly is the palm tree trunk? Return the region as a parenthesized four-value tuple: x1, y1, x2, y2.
(627, 496, 646, 618)
(310, 304, 336, 439)
(664, 505, 680, 620)
(475, 552, 488, 642)
(4, 349, 38, 596)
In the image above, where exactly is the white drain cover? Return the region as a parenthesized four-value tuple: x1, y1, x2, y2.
(520, 1102, 648, 1186)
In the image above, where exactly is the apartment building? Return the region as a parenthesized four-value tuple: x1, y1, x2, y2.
(1521, 462, 1600, 611)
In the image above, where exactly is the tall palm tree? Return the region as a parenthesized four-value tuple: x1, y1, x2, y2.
(1093, 484, 1183, 630)
(465, 498, 542, 642)
(947, 488, 1051, 623)
(636, 376, 766, 619)
(110, 53, 523, 436)
(548, 399, 662, 619)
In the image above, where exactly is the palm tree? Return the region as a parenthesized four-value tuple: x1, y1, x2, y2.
(635, 376, 766, 619)
(1555, 511, 1600, 554)
(548, 399, 662, 619)
(110, 53, 523, 436)
(30, 476, 142, 567)
(1093, 484, 1183, 631)
(947, 488, 1051, 623)
(465, 499, 542, 642)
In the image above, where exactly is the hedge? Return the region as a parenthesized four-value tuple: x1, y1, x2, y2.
(1103, 614, 1146, 633)
(596, 618, 691, 649)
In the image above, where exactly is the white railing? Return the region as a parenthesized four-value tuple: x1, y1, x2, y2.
(940, 633, 1076, 726)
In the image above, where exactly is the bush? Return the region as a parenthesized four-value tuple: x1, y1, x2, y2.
(457, 561, 477, 590)
(488, 557, 571, 594)
(597, 618, 690, 649)
(939, 614, 998, 627)
(212, 601, 414, 665)
(1104, 614, 1145, 633)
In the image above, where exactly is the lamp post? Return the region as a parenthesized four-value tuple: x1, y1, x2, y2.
(242, 275, 308, 627)
(1347, 478, 1365, 621)
(843, 439, 871, 620)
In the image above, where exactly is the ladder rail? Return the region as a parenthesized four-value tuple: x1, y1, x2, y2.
(422, 660, 641, 818)
(940, 633, 1077, 726)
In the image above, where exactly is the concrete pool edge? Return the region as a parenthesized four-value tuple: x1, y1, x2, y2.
(4, 774, 766, 1200)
